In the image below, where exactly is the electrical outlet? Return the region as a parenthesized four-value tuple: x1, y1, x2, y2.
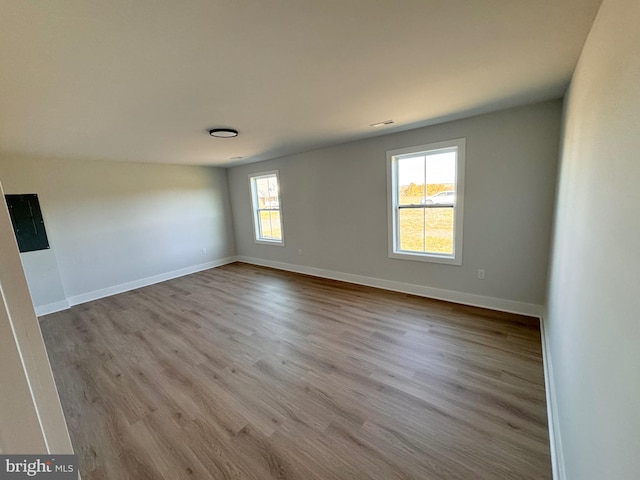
(478, 269, 485, 279)
(298, 249, 303, 256)
(202, 247, 207, 255)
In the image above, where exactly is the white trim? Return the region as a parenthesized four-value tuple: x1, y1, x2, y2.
(35, 299, 70, 317)
(237, 256, 542, 317)
(67, 257, 236, 307)
(248, 170, 285, 246)
(33, 257, 236, 314)
(387, 138, 466, 266)
(254, 238, 285, 247)
(540, 315, 565, 480)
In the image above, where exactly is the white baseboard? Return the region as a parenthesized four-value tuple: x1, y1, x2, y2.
(236, 256, 543, 317)
(540, 316, 565, 480)
(35, 257, 237, 315)
(67, 256, 236, 307)
(35, 299, 70, 316)
(38, 255, 542, 318)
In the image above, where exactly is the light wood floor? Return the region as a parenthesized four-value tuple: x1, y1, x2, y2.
(40, 262, 551, 479)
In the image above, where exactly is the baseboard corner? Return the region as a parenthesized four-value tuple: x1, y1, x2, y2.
(41, 256, 238, 313)
(35, 299, 71, 317)
(539, 315, 565, 480)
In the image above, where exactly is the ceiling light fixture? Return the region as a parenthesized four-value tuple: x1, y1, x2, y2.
(209, 128, 238, 138)
(370, 120, 394, 127)
(229, 156, 244, 161)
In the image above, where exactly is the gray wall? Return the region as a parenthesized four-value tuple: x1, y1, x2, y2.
(229, 101, 561, 308)
(0, 155, 236, 311)
(546, 0, 640, 478)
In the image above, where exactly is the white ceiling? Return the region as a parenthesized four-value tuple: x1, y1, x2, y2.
(0, 0, 602, 167)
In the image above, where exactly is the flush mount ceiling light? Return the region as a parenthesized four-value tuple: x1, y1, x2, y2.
(209, 128, 238, 138)
(370, 120, 394, 127)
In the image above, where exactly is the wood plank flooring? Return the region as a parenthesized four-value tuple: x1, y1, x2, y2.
(40, 262, 552, 479)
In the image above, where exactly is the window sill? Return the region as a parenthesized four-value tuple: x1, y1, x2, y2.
(389, 250, 462, 266)
(255, 239, 285, 247)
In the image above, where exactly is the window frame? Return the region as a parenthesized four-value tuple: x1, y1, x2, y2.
(387, 138, 466, 265)
(249, 170, 285, 246)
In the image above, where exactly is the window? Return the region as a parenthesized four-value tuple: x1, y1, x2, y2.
(387, 138, 465, 265)
(249, 170, 284, 245)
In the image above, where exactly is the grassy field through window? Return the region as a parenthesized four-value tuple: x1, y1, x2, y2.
(259, 210, 282, 241)
(398, 196, 454, 254)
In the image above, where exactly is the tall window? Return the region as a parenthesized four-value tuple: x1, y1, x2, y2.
(249, 170, 284, 245)
(387, 138, 465, 265)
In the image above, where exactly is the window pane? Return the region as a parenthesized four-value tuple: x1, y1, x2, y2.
(396, 149, 457, 254)
(398, 208, 425, 252)
(397, 151, 457, 206)
(259, 210, 282, 241)
(423, 150, 456, 203)
(425, 207, 454, 254)
(255, 177, 270, 208)
(397, 155, 425, 205)
(398, 207, 454, 254)
(266, 176, 279, 208)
